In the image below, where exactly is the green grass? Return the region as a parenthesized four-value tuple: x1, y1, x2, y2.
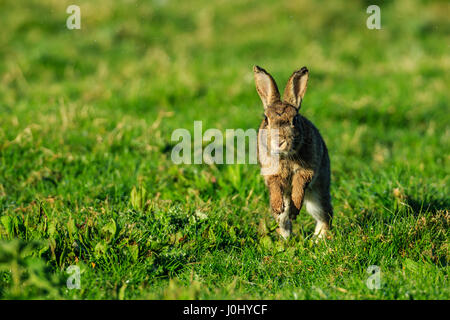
(0, 0, 449, 299)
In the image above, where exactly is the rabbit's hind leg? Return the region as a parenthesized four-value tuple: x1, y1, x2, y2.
(304, 187, 332, 238)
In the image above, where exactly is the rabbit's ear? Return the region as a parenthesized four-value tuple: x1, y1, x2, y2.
(283, 67, 309, 110)
(253, 66, 280, 109)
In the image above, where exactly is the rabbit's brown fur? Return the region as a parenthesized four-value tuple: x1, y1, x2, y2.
(254, 65, 332, 239)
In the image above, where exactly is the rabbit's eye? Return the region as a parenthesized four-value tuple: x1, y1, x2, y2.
(292, 115, 299, 125)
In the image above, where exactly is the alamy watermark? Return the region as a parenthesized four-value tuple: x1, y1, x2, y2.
(366, 265, 381, 290)
(66, 5, 81, 30)
(66, 265, 81, 289)
(171, 121, 280, 175)
(366, 5, 381, 30)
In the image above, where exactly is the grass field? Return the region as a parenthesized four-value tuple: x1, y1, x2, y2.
(0, 0, 449, 299)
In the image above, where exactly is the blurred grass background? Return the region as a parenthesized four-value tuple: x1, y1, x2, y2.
(0, 0, 448, 299)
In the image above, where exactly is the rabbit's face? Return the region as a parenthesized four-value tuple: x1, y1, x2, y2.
(264, 102, 302, 156)
(254, 65, 309, 157)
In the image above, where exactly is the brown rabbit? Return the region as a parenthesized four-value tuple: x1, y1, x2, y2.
(254, 65, 332, 239)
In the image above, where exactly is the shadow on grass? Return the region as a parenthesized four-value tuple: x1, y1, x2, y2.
(355, 195, 449, 227)
(351, 195, 449, 267)
(405, 197, 449, 216)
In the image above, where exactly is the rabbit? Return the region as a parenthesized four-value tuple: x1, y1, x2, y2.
(254, 65, 333, 239)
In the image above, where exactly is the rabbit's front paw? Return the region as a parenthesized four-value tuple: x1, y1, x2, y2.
(270, 193, 284, 214)
(276, 226, 291, 239)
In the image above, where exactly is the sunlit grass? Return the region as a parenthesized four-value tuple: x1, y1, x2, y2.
(0, 0, 448, 299)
